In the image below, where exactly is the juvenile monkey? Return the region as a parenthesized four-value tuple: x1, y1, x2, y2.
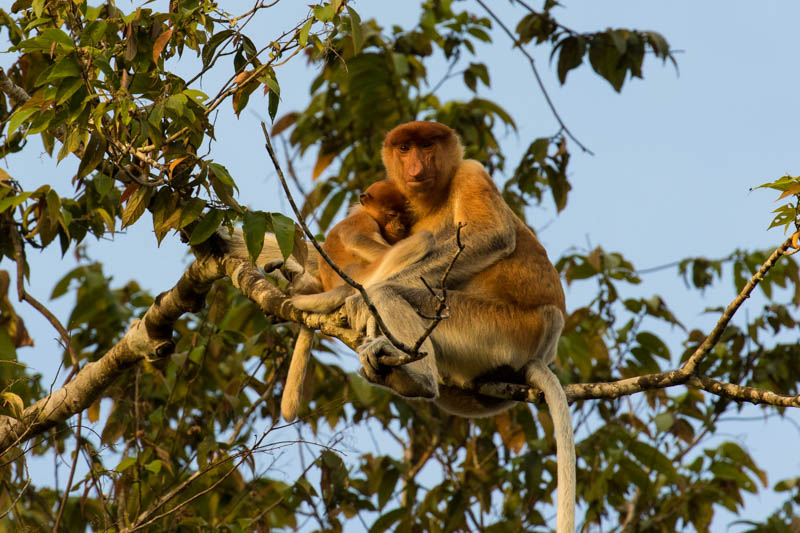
(339, 122, 575, 532)
(318, 178, 412, 291)
(282, 179, 431, 421)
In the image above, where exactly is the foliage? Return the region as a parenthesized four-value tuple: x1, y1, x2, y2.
(0, 1, 798, 532)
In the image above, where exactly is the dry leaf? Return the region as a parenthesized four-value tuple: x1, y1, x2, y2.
(152, 29, 173, 65)
(312, 150, 335, 181)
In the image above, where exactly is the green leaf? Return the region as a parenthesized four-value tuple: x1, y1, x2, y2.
(189, 209, 224, 246)
(46, 58, 81, 81)
(243, 211, 268, 263)
(270, 212, 295, 260)
(208, 162, 236, 189)
(178, 198, 206, 228)
(467, 27, 492, 43)
(93, 174, 113, 198)
(145, 460, 162, 475)
(268, 89, 279, 121)
(636, 331, 670, 360)
(347, 7, 363, 53)
(7, 107, 39, 136)
(629, 440, 678, 481)
(299, 19, 313, 48)
(115, 457, 137, 473)
(165, 93, 188, 117)
(202, 29, 234, 67)
(93, 207, 115, 235)
(76, 132, 107, 180)
(313, 5, 335, 23)
(32, 0, 45, 18)
(210, 176, 241, 211)
(369, 508, 405, 533)
(55, 77, 83, 104)
(555, 36, 585, 84)
(654, 412, 674, 433)
(121, 186, 152, 228)
(182, 89, 208, 109)
(0, 191, 32, 214)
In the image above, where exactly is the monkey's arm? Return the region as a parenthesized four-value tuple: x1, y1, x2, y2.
(392, 177, 516, 287)
(339, 231, 393, 263)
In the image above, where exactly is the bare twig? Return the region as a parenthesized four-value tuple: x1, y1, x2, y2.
(475, 0, 594, 155)
(259, 123, 422, 357)
(379, 222, 468, 367)
(680, 234, 796, 375)
(0, 477, 31, 520)
(52, 413, 82, 532)
(9, 220, 77, 368)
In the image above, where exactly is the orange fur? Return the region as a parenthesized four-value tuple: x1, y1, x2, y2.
(318, 179, 411, 291)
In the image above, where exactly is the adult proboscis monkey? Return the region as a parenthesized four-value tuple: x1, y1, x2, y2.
(340, 121, 575, 532)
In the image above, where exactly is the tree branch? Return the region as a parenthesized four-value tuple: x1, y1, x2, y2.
(680, 234, 797, 375)
(2, 225, 796, 455)
(0, 257, 220, 453)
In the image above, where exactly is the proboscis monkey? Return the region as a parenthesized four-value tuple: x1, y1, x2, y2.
(340, 121, 575, 532)
(282, 179, 432, 421)
(318, 179, 413, 292)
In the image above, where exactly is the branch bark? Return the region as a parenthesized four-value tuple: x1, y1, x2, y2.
(0, 257, 219, 453)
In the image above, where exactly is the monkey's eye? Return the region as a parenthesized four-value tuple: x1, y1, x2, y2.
(398, 144, 410, 152)
(420, 140, 433, 148)
(386, 211, 399, 218)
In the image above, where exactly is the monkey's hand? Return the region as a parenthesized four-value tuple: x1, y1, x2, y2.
(357, 336, 437, 399)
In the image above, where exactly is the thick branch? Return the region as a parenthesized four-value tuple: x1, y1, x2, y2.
(0, 258, 220, 453)
(0, 67, 29, 107)
(2, 211, 796, 454)
(220, 252, 359, 346)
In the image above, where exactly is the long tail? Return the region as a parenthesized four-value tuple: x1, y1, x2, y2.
(281, 326, 314, 421)
(527, 360, 575, 533)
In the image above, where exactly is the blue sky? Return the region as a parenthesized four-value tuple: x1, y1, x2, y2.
(3, 1, 799, 530)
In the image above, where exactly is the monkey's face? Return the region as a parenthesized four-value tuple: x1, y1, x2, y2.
(394, 142, 441, 193)
(382, 122, 462, 201)
(360, 188, 411, 244)
(380, 207, 411, 244)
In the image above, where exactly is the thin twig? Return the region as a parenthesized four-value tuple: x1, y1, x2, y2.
(475, 0, 594, 155)
(52, 412, 82, 532)
(680, 234, 796, 375)
(0, 477, 31, 520)
(9, 220, 77, 367)
(259, 123, 421, 357)
(381, 222, 467, 366)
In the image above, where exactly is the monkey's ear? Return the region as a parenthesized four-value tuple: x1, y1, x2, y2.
(359, 193, 370, 205)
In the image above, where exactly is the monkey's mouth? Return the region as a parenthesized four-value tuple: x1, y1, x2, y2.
(407, 178, 433, 189)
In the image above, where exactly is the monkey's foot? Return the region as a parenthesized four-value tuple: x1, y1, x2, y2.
(260, 258, 284, 272)
(358, 336, 437, 399)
